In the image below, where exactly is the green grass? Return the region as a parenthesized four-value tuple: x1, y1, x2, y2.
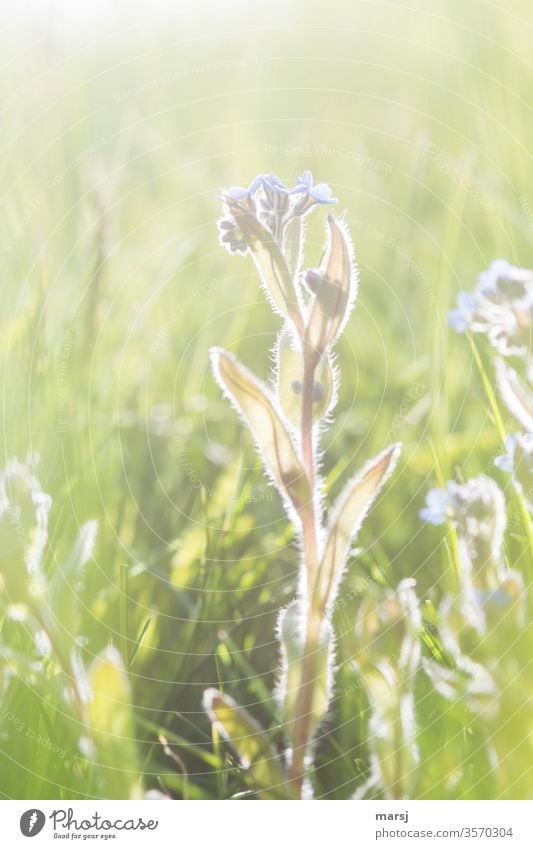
(0, 0, 532, 800)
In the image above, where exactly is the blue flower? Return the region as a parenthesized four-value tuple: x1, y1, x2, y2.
(291, 170, 338, 205)
(477, 258, 514, 296)
(448, 292, 478, 333)
(261, 173, 289, 194)
(495, 433, 533, 513)
(419, 488, 449, 525)
(473, 586, 513, 608)
(226, 171, 338, 211)
(494, 434, 517, 473)
(226, 174, 263, 201)
(227, 173, 292, 201)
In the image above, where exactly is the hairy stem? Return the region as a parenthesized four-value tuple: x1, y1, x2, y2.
(289, 347, 322, 796)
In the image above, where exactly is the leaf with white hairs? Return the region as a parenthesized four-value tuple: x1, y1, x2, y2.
(276, 329, 336, 429)
(203, 688, 289, 798)
(277, 601, 334, 745)
(224, 196, 303, 333)
(211, 348, 310, 517)
(304, 216, 358, 354)
(318, 444, 401, 609)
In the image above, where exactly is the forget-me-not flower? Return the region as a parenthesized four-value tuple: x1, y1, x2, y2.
(291, 170, 338, 212)
(419, 488, 450, 525)
(448, 259, 533, 360)
(448, 292, 478, 333)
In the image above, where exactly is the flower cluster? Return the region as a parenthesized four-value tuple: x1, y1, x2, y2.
(420, 473, 524, 732)
(420, 475, 505, 545)
(448, 259, 533, 362)
(218, 170, 338, 254)
(417, 256, 531, 751)
(420, 473, 525, 607)
(449, 258, 533, 514)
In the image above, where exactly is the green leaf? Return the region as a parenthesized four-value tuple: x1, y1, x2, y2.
(318, 444, 401, 609)
(211, 348, 311, 516)
(203, 689, 289, 798)
(86, 646, 142, 799)
(50, 520, 98, 645)
(225, 197, 303, 332)
(304, 216, 357, 353)
(276, 329, 336, 429)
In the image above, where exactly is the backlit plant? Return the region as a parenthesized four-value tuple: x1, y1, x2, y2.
(417, 258, 533, 797)
(203, 172, 401, 799)
(0, 457, 142, 799)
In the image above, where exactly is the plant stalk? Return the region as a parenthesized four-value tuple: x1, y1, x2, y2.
(289, 346, 323, 796)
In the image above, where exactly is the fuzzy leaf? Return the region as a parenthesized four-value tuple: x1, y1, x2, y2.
(203, 689, 289, 798)
(318, 444, 401, 609)
(87, 646, 142, 798)
(225, 197, 303, 331)
(496, 359, 533, 432)
(276, 330, 336, 429)
(211, 348, 310, 516)
(278, 601, 333, 744)
(283, 215, 303, 275)
(305, 216, 357, 353)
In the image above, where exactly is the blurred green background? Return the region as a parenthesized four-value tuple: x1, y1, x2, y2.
(0, 0, 531, 800)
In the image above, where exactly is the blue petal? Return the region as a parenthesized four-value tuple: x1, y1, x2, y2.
(311, 183, 338, 203)
(297, 170, 313, 189)
(287, 183, 308, 195)
(419, 488, 448, 525)
(262, 173, 288, 193)
(478, 258, 512, 295)
(495, 434, 518, 472)
(248, 175, 264, 195)
(419, 507, 444, 525)
(494, 454, 513, 472)
(448, 309, 469, 333)
(288, 171, 314, 196)
(448, 291, 477, 333)
(474, 586, 511, 607)
(227, 186, 249, 200)
(503, 433, 517, 454)
(457, 292, 477, 311)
